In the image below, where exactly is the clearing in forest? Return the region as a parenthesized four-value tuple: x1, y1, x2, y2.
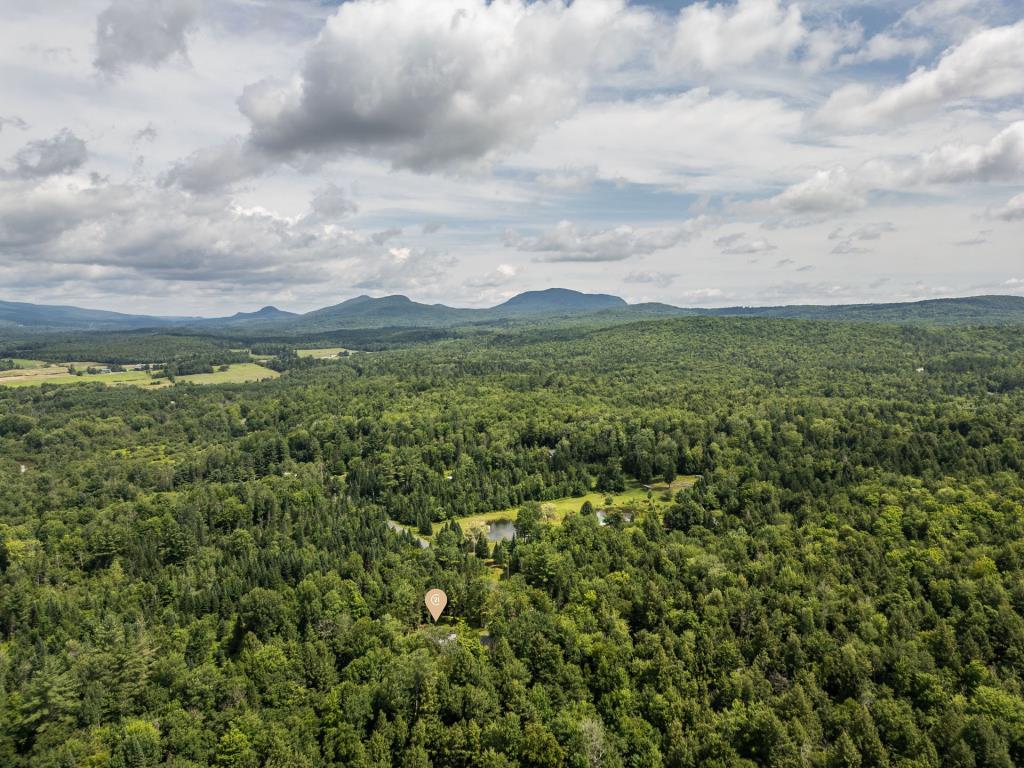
(0, 362, 278, 388)
(296, 347, 350, 358)
(394, 476, 699, 543)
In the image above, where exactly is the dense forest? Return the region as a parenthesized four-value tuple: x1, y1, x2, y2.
(1, 317, 1023, 767)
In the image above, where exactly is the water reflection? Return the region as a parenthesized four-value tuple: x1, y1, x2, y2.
(487, 519, 516, 541)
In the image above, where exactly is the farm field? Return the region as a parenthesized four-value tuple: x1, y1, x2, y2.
(0, 362, 278, 388)
(2, 358, 47, 368)
(172, 363, 280, 385)
(296, 347, 349, 358)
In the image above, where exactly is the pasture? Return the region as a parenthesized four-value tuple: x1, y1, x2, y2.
(296, 347, 349, 358)
(0, 362, 278, 388)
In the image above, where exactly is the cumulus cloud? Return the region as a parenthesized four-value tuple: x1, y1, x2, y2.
(216, 0, 827, 180)
(762, 166, 867, 223)
(911, 121, 1024, 183)
(0, 173, 449, 298)
(5, 129, 88, 179)
(661, 0, 806, 74)
(238, 0, 629, 172)
(817, 21, 1024, 129)
(989, 192, 1024, 221)
(714, 232, 777, 255)
(351, 246, 455, 293)
(466, 263, 518, 288)
(762, 122, 1024, 224)
(94, 0, 200, 76)
(505, 217, 705, 262)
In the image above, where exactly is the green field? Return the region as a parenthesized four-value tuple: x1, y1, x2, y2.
(397, 477, 698, 540)
(173, 363, 280, 385)
(296, 347, 348, 358)
(0, 363, 278, 388)
(3, 358, 48, 368)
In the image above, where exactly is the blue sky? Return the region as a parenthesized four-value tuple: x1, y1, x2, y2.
(0, 0, 1022, 313)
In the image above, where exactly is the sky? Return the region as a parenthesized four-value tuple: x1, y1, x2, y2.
(0, 0, 1022, 315)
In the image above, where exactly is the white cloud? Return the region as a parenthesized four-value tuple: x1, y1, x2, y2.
(900, 0, 987, 34)
(763, 166, 867, 221)
(517, 88, 803, 192)
(990, 192, 1024, 221)
(837, 33, 931, 66)
(237, 0, 632, 172)
(0, 172, 449, 302)
(466, 263, 518, 288)
(505, 217, 705, 262)
(911, 121, 1024, 183)
(95, 0, 200, 76)
(660, 0, 806, 74)
(762, 122, 1024, 223)
(817, 21, 1024, 129)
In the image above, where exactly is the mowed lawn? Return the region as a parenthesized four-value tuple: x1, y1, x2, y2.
(0, 363, 278, 388)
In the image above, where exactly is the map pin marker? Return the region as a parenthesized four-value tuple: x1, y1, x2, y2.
(425, 588, 448, 622)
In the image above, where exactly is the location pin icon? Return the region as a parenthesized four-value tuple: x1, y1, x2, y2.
(425, 588, 447, 622)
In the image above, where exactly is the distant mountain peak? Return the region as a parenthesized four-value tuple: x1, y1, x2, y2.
(495, 288, 627, 315)
(226, 305, 297, 321)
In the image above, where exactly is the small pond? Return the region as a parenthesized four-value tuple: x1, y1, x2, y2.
(486, 519, 516, 542)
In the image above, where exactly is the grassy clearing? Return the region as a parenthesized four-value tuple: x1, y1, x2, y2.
(0, 370, 157, 388)
(296, 347, 348, 359)
(0, 363, 278, 388)
(3, 358, 48, 369)
(413, 477, 698, 539)
(174, 363, 280, 385)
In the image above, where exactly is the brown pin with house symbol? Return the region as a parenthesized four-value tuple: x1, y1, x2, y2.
(425, 589, 447, 622)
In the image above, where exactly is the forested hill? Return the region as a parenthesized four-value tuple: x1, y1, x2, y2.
(2, 291, 1024, 333)
(698, 294, 1024, 325)
(2, 316, 1024, 766)
(0, 299, 192, 330)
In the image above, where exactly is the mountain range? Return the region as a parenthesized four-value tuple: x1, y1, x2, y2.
(2, 289, 1024, 333)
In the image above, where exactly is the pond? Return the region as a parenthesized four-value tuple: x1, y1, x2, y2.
(486, 519, 516, 542)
